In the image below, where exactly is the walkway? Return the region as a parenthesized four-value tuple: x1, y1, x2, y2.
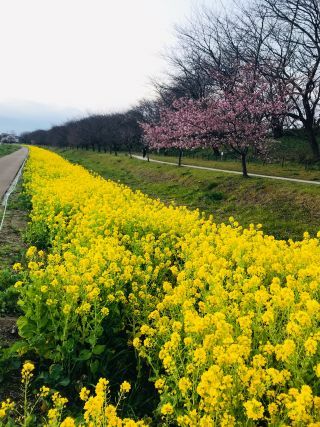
(0, 147, 28, 200)
(132, 155, 320, 186)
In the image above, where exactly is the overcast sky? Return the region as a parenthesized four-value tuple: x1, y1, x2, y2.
(0, 0, 232, 134)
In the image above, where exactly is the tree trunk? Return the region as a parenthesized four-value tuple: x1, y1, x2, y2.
(271, 117, 284, 139)
(178, 149, 183, 166)
(241, 153, 249, 178)
(213, 147, 220, 157)
(305, 125, 320, 161)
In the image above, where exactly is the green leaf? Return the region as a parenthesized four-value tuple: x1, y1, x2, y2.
(90, 359, 99, 375)
(92, 344, 106, 355)
(78, 349, 92, 361)
(7, 340, 27, 356)
(16, 317, 34, 338)
(49, 364, 63, 381)
(58, 377, 70, 386)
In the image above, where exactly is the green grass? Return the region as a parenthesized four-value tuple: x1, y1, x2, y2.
(275, 128, 320, 161)
(148, 153, 320, 181)
(54, 148, 320, 241)
(146, 128, 320, 180)
(0, 144, 20, 157)
(0, 183, 29, 315)
(0, 185, 26, 403)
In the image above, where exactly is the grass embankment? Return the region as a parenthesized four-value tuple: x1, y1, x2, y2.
(0, 183, 28, 398)
(159, 128, 319, 176)
(149, 153, 320, 181)
(148, 128, 320, 180)
(0, 144, 20, 157)
(56, 149, 320, 241)
(0, 184, 28, 320)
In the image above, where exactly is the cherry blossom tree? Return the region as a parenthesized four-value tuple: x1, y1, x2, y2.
(142, 65, 286, 176)
(140, 98, 207, 166)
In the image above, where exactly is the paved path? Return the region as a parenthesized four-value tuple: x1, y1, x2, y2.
(133, 155, 320, 186)
(0, 147, 28, 201)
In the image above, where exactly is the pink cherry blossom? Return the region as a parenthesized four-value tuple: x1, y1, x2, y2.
(141, 64, 288, 176)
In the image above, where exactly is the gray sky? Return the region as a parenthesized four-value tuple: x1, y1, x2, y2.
(0, 0, 231, 134)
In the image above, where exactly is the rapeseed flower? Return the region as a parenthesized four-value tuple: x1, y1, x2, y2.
(13, 147, 320, 425)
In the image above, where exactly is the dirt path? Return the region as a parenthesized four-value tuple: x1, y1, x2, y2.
(0, 147, 28, 200)
(132, 155, 320, 185)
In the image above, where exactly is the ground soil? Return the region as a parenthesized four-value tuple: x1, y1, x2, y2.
(0, 317, 18, 346)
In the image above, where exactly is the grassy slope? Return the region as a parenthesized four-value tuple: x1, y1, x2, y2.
(148, 129, 320, 180)
(0, 183, 29, 400)
(0, 183, 28, 316)
(55, 149, 320, 241)
(149, 153, 320, 181)
(0, 144, 20, 157)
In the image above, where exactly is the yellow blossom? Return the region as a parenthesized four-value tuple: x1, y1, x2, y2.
(244, 399, 264, 420)
(21, 361, 35, 383)
(120, 381, 131, 393)
(161, 403, 174, 415)
(80, 387, 90, 401)
(60, 417, 76, 427)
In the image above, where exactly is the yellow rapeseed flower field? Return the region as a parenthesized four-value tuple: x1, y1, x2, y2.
(4, 146, 320, 426)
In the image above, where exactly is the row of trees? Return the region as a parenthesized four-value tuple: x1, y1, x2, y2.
(22, 0, 320, 177)
(20, 111, 144, 155)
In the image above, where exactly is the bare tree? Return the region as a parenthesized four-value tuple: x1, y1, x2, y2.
(260, 0, 320, 159)
(180, 1, 320, 156)
(22, 111, 143, 155)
